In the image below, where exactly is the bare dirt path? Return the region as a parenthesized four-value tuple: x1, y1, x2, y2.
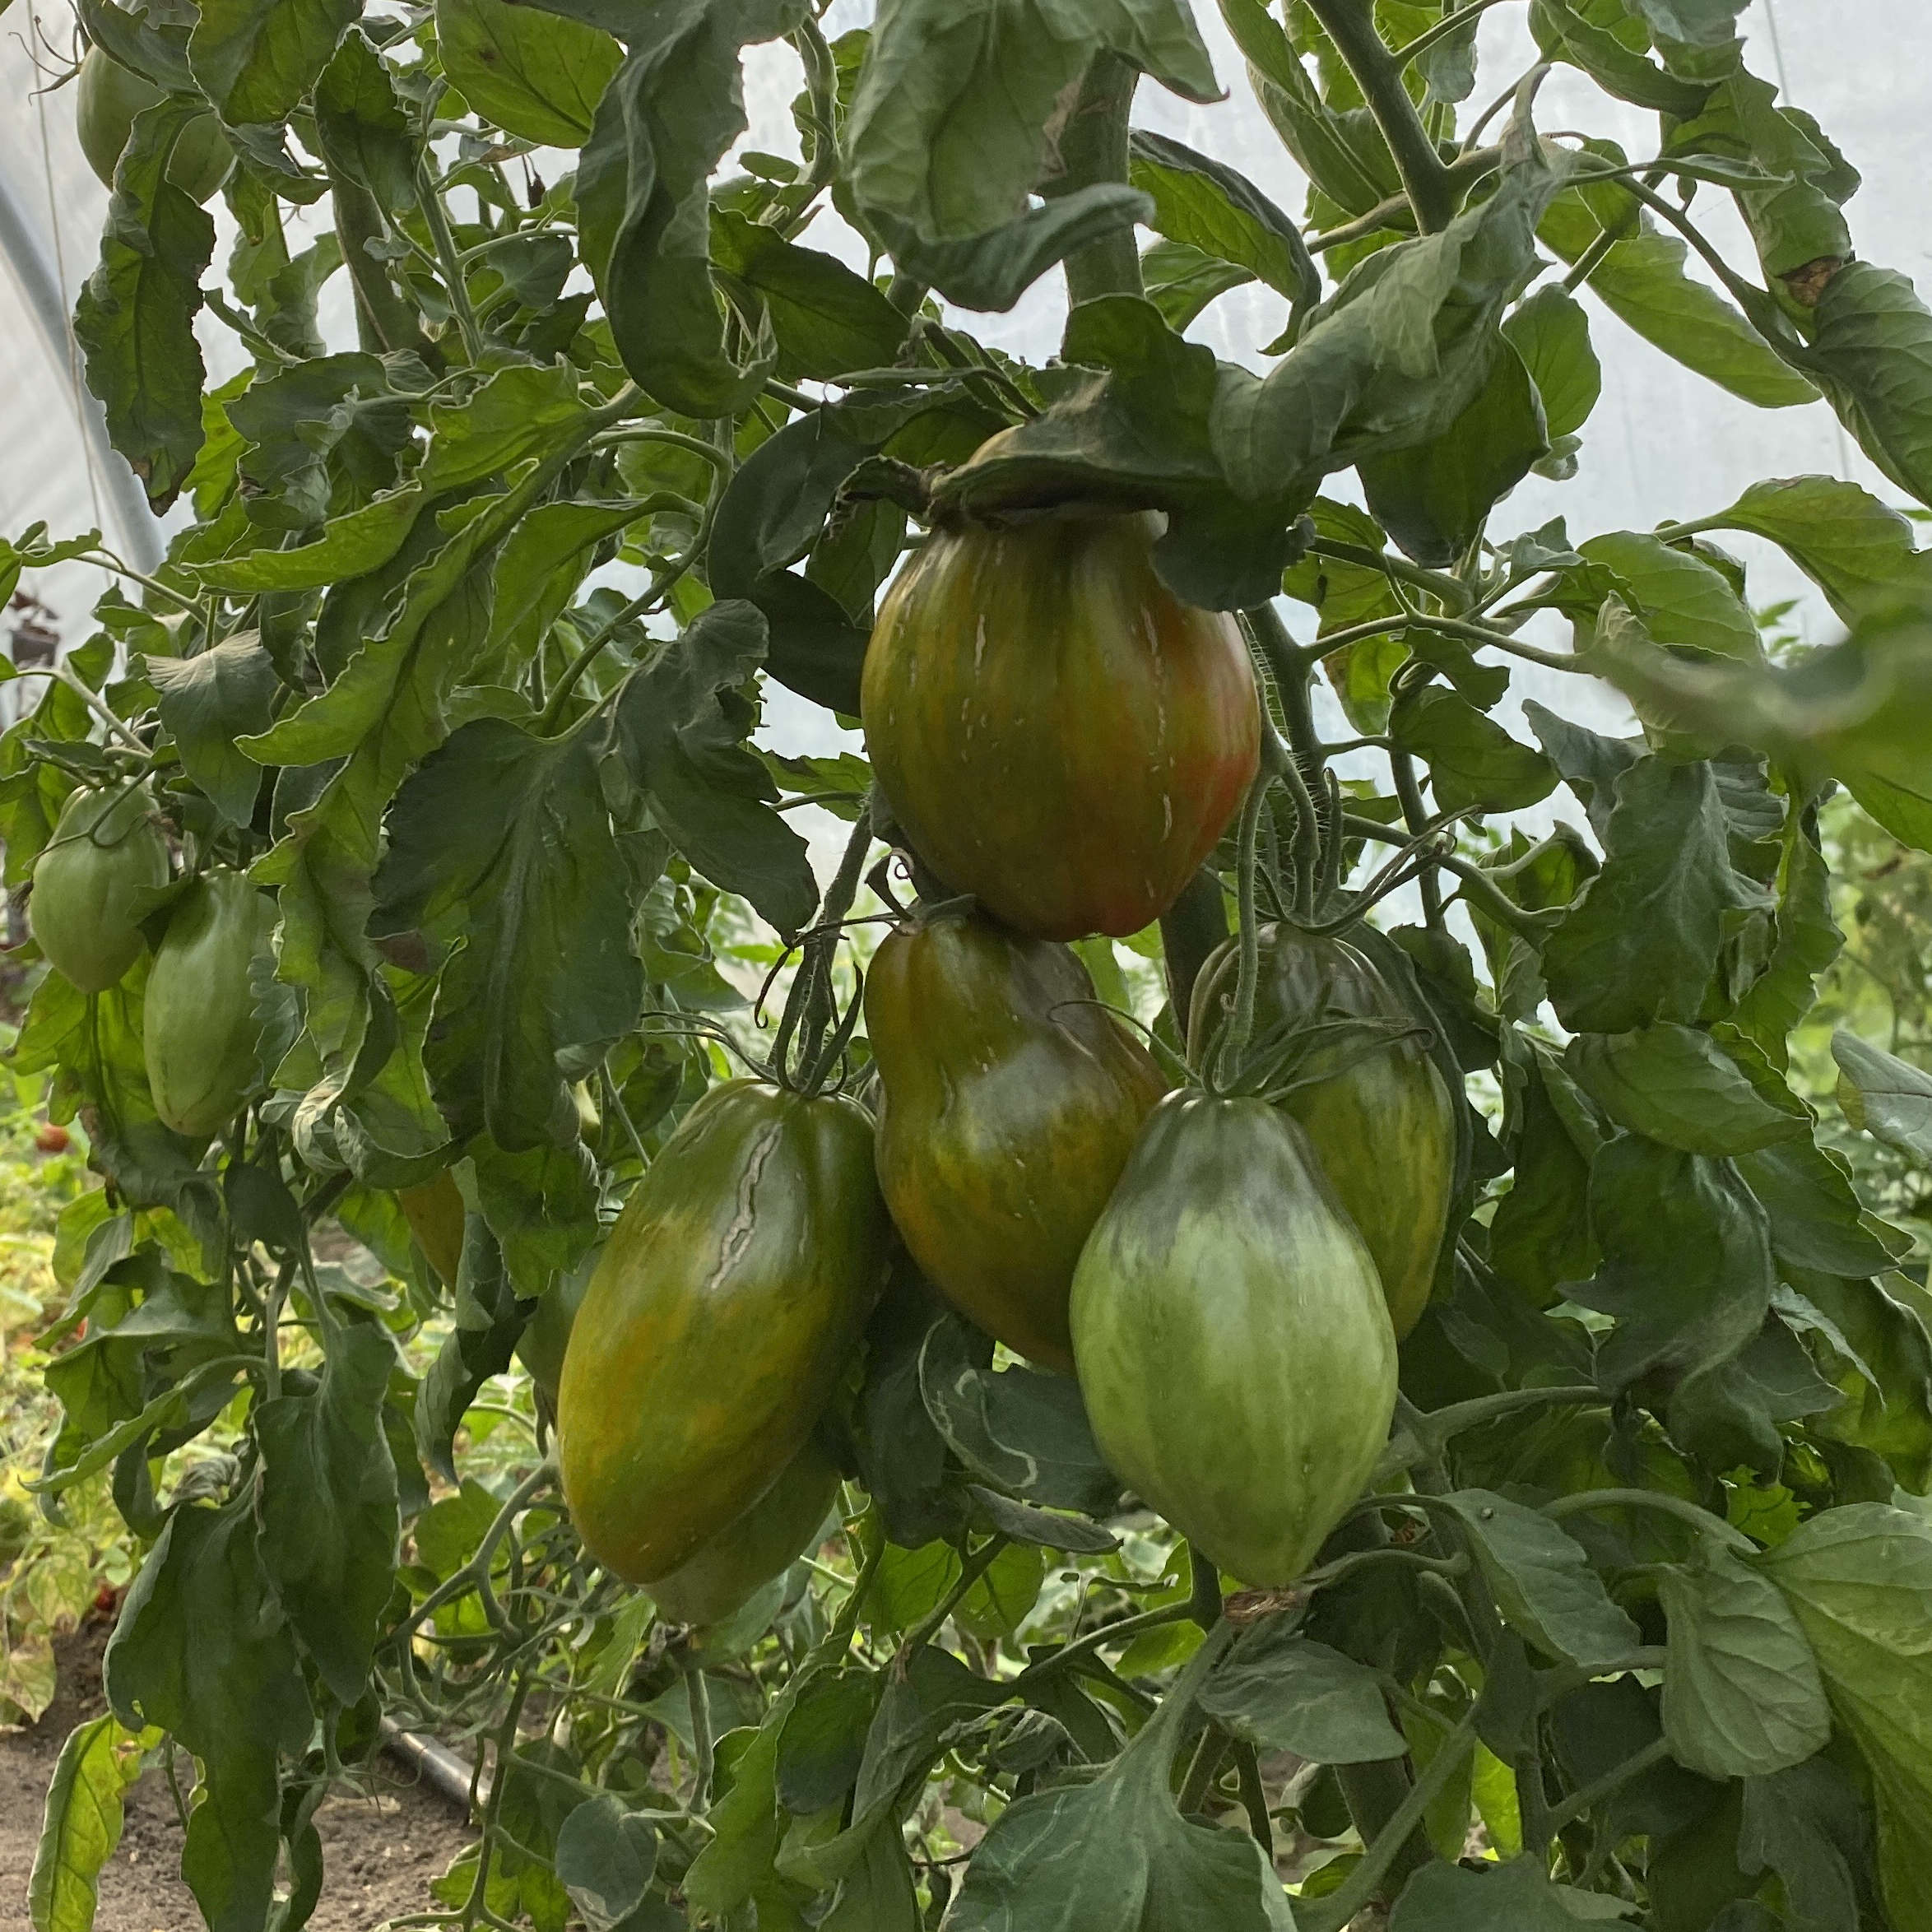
(0, 1613, 471, 1932)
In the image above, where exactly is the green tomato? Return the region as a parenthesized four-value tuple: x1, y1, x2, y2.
(866, 906, 1166, 1372)
(648, 1437, 842, 1628)
(30, 785, 170, 993)
(1188, 923, 1456, 1339)
(556, 1080, 889, 1586)
(1070, 1093, 1396, 1586)
(143, 871, 273, 1138)
(76, 47, 233, 203)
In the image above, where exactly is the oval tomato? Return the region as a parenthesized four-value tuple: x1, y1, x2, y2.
(144, 871, 273, 1137)
(866, 908, 1166, 1371)
(649, 1437, 841, 1628)
(862, 509, 1260, 940)
(399, 1172, 467, 1287)
(557, 1081, 889, 1585)
(1189, 924, 1456, 1338)
(30, 786, 170, 993)
(1069, 1094, 1396, 1586)
(76, 47, 233, 202)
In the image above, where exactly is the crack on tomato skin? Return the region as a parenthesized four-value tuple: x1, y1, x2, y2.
(702, 1118, 780, 1301)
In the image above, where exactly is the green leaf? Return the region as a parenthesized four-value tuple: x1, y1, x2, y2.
(917, 1313, 1121, 1516)
(255, 1318, 400, 1706)
(611, 600, 818, 935)
(710, 211, 910, 381)
(1543, 757, 1771, 1034)
(1798, 1271, 1932, 1494)
(188, 0, 360, 128)
(1726, 806, 1842, 1070)
(313, 26, 416, 212)
(1758, 1503, 1932, 1928)
(1629, 0, 1749, 45)
(414, 1212, 530, 1479)
(965, 1485, 1120, 1555)
(1791, 262, 1932, 511)
(1218, 116, 1565, 502)
(1391, 683, 1558, 814)
(1126, 128, 1318, 312)
(1388, 1855, 1637, 1928)
(1196, 1623, 1406, 1762)
(553, 1794, 658, 1931)
(1698, 475, 1932, 623)
(1359, 338, 1550, 566)
(1140, 238, 1254, 332)
(373, 717, 643, 1153)
(1737, 1759, 1871, 1932)
(578, 1, 802, 420)
(955, 1540, 1046, 1639)
(1577, 531, 1762, 662)
(1577, 1132, 1774, 1415)
(947, 1637, 1292, 1932)
(485, 499, 644, 669)
(1658, 1536, 1832, 1778)
(28, 1716, 148, 1932)
(142, 636, 276, 828)
(844, 0, 1219, 255)
(1734, 1137, 1902, 1281)
(1529, 0, 1710, 114)
(1438, 1489, 1642, 1668)
(435, 0, 621, 145)
(1540, 199, 1817, 407)
(104, 1498, 313, 1932)
(73, 100, 215, 513)
(1563, 1024, 1809, 1155)
(1832, 1029, 1932, 1163)
(1503, 283, 1602, 439)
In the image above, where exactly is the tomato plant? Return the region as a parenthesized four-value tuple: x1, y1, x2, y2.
(7, 1, 1932, 1930)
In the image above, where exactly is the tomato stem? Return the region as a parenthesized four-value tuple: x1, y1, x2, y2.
(1038, 50, 1143, 304)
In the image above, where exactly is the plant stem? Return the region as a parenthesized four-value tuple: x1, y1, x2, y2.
(1038, 49, 1143, 304)
(1159, 868, 1230, 1046)
(1177, 1723, 1232, 1814)
(899, 1536, 1008, 1657)
(1543, 1735, 1672, 1834)
(1306, 536, 1472, 612)
(1216, 763, 1272, 1082)
(1300, 0, 1457, 234)
(1388, 747, 1445, 929)
(330, 166, 433, 361)
(1389, 0, 1512, 69)
(418, 174, 485, 363)
(685, 1665, 715, 1806)
(1233, 1741, 1273, 1852)
(1544, 1488, 1756, 1552)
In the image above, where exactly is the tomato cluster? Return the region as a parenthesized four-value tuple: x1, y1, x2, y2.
(540, 509, 1454, 1614)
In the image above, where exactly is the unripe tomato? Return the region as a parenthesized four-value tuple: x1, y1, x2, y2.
(399, 1172, 467, 1287)
(1188, 924, 1456, 1339)
(76, 47, 233, 203)
(865, 908, 1166, 1371)
(648, 1437, 841, 1628)
(1070, 1094, 1396, 1586)
(557, 1081, 889, 1585)
(143, 871, 273, 1137)
(862, 508, 1260, 940)
(30, 785, 170, 993)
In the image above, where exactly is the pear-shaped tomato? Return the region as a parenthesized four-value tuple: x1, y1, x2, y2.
(30, 785, 170, 992)
(76, 47, 233, 202)
(862, 508, 1260, 940)
(557, 1081, 889, 1585)
(1188, 924, 1455, 1339)
(399, 1173, 467, 1287)
(143, 871, 273, 1137)
(649, 1437, 841, 1628)
(866, 908, 1166, 1372)
(1070, 1094, 1396, 1586)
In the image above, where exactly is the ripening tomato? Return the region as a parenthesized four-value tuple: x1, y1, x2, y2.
(865, 908, 1166, 1371)
(862, 507, 1260, 940)
(30, 785, 170, 993)
(649, 1437, 841, 1628)
(143, 871, 274, 1137)
(399, 1173, 467, 1287)
(35, 1122, 70, 1155)
(1189, 923, 1456, 1339)
(556, 1081, 889, 1585)
(1070, 1094, 1396, 1586)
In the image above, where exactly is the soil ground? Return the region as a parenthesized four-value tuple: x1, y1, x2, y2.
(0, 1613, 471, 1932)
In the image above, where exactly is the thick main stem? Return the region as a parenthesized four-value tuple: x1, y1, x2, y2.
(1300, 0, 1458, 234)
(1040, 50, 1144, 304)
(330, 168, 434, 362)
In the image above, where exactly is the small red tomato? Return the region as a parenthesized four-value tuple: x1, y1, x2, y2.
(35, 1122, 70, 1154)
